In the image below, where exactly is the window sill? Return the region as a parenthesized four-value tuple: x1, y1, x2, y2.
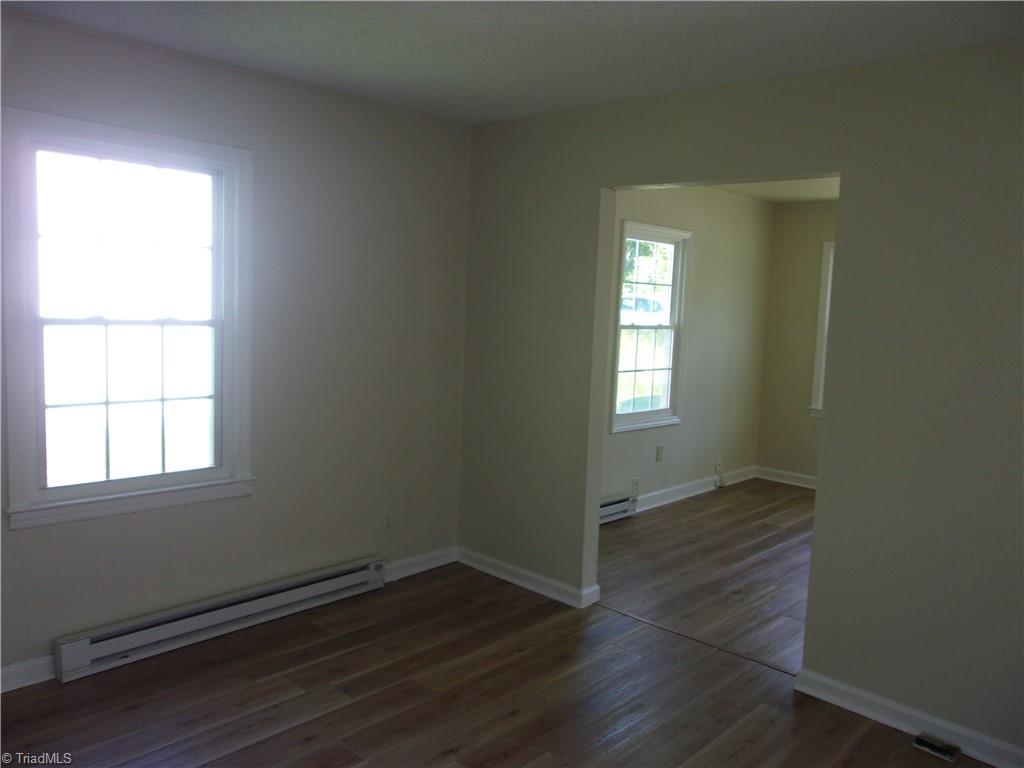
(6, 477, 255, 530)
(611, 415, 681, 434)
(808, 408, 823, 419)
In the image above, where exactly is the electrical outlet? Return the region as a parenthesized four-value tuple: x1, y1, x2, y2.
(714, 458, 725, 488)
(655, 445, 664, 462)
(631, 477, 640, 496)
(383, 516, 394, 534)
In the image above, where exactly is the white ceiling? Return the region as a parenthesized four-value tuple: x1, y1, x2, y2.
(711, 177, 841, 203)
(6, 2, 1021, 124)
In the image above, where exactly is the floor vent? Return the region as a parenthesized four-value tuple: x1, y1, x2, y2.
(54, 556, 385, 682)
(600, 490, 637, 524)
(913, 734, 961, 763)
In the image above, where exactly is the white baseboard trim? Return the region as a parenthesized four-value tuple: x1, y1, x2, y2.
(385, 546, 458, 582)
(636, 474, 714, 512)
(755, 466, 817, 489)
(457, 547, 600, 609)
(2, 543, 598, 694)
(4, 547, 459, 693)
(795, 669, 1023, 768)
(727, 466, 760, 484)
(2, 655, 56, 693)
(636, 465, 758, 512)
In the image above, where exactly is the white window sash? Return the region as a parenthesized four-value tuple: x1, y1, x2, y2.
(611, 221, 691, 433)
(3, 108, 254, 528)
(809, 241, 835, 418)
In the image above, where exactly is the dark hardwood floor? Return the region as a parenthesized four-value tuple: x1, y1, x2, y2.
(599, 478, 815, 675)
(1, 483, 985, 766)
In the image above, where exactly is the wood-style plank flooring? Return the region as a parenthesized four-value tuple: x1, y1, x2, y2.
(2, 484, 986, 766)
(599, 478, 815, 675)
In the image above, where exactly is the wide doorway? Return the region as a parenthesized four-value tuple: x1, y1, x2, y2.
(597, 177, 839, 674)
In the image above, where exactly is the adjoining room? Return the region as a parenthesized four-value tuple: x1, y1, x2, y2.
(598, 178, 838, 675)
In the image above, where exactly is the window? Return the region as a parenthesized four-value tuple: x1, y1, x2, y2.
(809, 241, 835, 418)
(611, 221, 691, 432)
(3, 109, 253, 528)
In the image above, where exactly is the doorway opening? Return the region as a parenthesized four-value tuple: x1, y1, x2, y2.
(595, 176, 840, 675)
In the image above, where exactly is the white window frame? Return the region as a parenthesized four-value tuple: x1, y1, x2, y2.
(3, 108, 254, 529)
(809, 241, 835, 418)
(611, 221, 691, 433)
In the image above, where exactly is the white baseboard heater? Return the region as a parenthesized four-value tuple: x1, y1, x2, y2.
(600, 490, 637, 525)
(54, 556, 385, 683)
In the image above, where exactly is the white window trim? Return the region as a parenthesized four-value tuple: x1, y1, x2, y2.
(808, 241, 835, 419)
(3, 108, 254, 529)
(611, 221, 691, 434)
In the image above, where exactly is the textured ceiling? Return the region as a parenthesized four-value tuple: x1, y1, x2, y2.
(5, 2, 1021, 123)
(712, 178, 841, 203)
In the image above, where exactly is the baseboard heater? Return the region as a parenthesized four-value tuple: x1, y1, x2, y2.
(600, 490, 637, 525)
(54, 556, 385, 682)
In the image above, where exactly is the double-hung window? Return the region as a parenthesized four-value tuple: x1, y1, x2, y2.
(612, 221, 691, 432)
(3, 109, 253, 528)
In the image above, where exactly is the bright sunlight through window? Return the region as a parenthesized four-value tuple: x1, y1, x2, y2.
(37, 150, 216, 487)
(612, 222, 690, 432)
(4, 110, 251, 528)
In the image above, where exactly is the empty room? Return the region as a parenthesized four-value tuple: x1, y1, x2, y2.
(598, 178, 837, 676)
(1, 3, 1021, 767)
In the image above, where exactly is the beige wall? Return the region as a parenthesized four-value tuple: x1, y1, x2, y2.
(1, 16, 470, 663)
(757, 201, 839, 476)
(3, 14, 1021, 751)
(462, 40, 1022, 746)
(600, 186, 773, 498)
